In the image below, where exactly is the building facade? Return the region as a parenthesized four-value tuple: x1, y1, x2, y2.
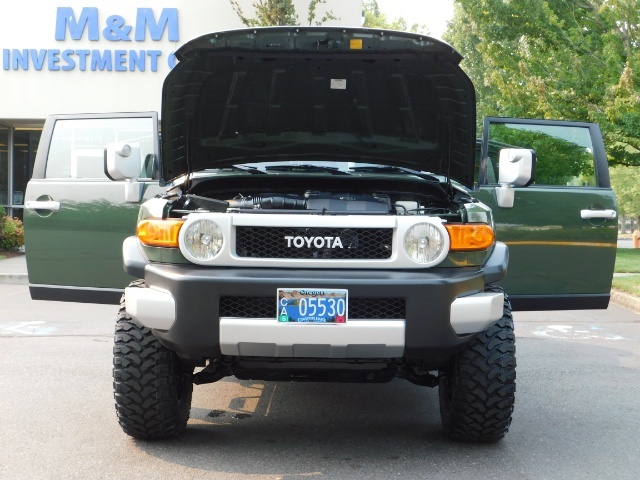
(0, 0, 361, 219)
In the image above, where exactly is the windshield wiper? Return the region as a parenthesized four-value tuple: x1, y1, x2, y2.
(350, 165, 452, 198)
(265, 165, 351, 175)
(224, 165, 266, 174)
(350, 165, 440, 182)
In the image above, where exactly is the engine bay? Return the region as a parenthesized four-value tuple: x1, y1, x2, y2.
(164, 170, 473, 221)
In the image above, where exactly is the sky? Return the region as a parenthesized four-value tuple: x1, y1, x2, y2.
(375, 0, 455, 39)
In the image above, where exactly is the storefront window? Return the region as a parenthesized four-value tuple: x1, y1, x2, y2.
(12, 128, 42, 207)
(0, 125, 8, 207)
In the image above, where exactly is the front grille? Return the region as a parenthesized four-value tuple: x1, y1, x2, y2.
(235, 227, 392, 259)
(220, 296, 406, 319)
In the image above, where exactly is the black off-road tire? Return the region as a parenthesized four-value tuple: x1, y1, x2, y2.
(438, 285, 516, 442)
(113, 281, 193, 439)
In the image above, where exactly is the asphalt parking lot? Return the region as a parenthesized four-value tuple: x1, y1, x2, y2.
(1, 283, 640, 480)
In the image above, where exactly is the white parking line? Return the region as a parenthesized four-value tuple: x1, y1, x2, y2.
(0, 321, 58, 335)
(533, 324, 625, 341)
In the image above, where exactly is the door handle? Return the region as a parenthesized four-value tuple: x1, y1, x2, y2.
(25, 200, 61, 212)
(580, 209, 616, 220)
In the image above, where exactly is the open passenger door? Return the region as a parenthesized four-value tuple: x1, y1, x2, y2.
(472, 117, 617, 311)
(24, 112, 164, 304)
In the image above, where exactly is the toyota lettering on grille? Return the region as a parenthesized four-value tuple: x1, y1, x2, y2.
(284, 235, 344, 249)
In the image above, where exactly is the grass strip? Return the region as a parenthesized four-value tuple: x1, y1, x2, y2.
(615, 249, 640, 273)
(612, 275, 640, 297)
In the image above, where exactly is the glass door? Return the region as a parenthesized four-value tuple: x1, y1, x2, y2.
(0, 125, 8, 210)
(12, 128, 43, 220)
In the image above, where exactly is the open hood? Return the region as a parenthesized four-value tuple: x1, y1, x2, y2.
(161, 27, 476, 187)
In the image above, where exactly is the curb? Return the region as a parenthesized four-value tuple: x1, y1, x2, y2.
(610, 289, 640, 314)
(0, 273, 28, 285)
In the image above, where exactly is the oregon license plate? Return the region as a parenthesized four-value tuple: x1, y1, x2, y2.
(277, 288, 348, 323)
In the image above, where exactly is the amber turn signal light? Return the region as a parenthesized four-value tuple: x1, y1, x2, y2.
(445, 224, 495, 251)
(136, 218, 185, 247)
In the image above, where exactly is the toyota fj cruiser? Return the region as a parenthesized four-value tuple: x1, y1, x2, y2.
(24, 27, 618, 442)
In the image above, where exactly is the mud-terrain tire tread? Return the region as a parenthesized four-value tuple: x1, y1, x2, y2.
(113, 280, 193, 439)
(439, 285, 516, 442)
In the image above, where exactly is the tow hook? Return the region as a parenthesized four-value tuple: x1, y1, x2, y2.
(193, 361, 232, 385)
(396, 366, 439, 387)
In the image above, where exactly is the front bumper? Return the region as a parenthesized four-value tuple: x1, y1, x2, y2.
(125, 242, 508, 363)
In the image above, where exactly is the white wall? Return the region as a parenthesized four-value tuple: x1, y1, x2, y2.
(0, 0, 362, 119)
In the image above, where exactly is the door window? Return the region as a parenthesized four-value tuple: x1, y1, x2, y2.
(45, 117, 156, 179)
(482, 120, 598, 187)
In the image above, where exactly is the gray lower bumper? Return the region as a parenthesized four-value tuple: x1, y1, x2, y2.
(126, 287, 502, 359)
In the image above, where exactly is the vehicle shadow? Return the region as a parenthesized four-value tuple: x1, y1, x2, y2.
(132, 378, 501, 477)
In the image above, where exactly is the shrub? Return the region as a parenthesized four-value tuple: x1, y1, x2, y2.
(0, 205, 5, 243)
(0, 207, 24, 251)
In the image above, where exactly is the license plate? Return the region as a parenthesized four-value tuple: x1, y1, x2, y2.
(277, 288, 348, 324)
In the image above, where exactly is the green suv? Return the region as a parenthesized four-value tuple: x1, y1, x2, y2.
(24, 27, 617, 442)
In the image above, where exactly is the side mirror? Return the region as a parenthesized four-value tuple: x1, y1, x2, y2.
(495, 148, 536, 208)
(104, 143, 142, 181)
(104, 143, 145, 203)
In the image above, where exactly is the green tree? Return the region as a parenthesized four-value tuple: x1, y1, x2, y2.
(362, 0, 428, 34)
(609, 165, 640, 229)
(445, 0, 640, 167)
(229, 0, 338, 27)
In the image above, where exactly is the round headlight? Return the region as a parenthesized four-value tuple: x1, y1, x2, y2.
(404, 222, 446, 265)
(182, 219, 224, 261)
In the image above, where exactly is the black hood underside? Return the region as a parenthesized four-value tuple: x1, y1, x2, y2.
(162, 27, 476, 187)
